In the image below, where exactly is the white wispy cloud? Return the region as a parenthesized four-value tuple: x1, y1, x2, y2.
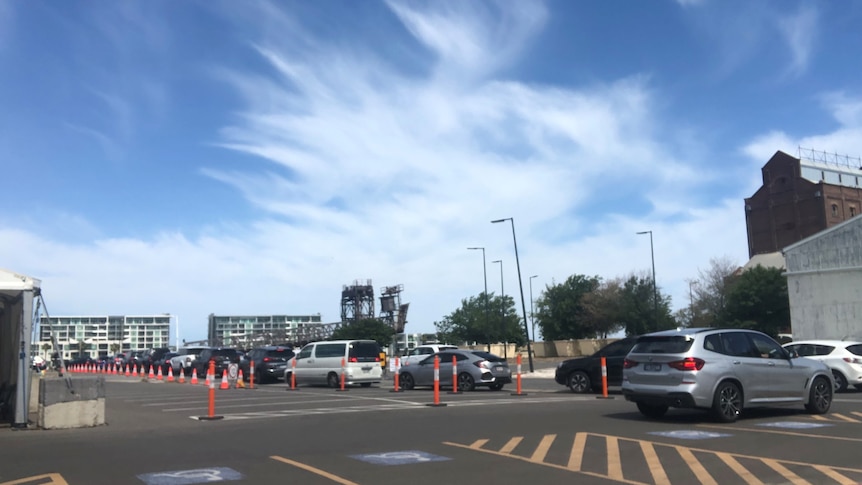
(10, 1, 857, 342)
(777, 5, 818, 77)
(744, 92, 862, 163)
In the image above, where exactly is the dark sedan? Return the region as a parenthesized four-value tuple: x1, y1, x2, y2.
(554, 337, 637, 393)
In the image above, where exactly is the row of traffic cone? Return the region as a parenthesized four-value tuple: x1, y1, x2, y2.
(67, 362, 247, 389)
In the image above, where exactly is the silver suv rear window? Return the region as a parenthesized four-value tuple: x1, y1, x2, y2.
(631, 336, 694, 354)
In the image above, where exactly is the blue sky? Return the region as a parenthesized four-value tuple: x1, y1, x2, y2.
(3, 0, 862, 345)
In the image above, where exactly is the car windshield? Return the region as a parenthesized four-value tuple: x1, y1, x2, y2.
(631, 336, 695, 354)
(471, 351, 505, 362)
(348, 342, 381, 362)
(212, 349, 239, 358)
(265, 349, 294, 360)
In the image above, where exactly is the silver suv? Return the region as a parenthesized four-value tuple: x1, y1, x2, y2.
(622, 328, 834, 423)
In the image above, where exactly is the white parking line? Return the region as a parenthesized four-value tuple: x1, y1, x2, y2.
(189, 396, 594, 421)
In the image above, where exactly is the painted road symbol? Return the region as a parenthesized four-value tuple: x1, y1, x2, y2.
(137, 467, 243, 485)
(648, 430, 731, 440)
(351, 450, 451, 466)
(756, 421, 833, 429)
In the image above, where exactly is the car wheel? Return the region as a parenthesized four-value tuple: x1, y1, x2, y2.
(712, 381, 742, 423)
(831, 370, 848, 393)
(489, 382, 504, 391)
(805, 376, 833, 414)
(856, 384, 862, 392)
(567, 371, 591, 393)
(457, 372, 476, 392)
(400, 373, 415, 390)
(636, 402, 668, 419)
(327, 372, 341, 388)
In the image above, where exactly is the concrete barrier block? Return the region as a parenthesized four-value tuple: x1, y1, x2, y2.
(38, 376, 106, 429)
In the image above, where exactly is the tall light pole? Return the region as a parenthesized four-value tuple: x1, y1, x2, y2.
(636, 230, 659, 326)
(468, 247, 489, 350)
(491, 259, 506, 358)
(492, 217, 534, 372)
(529, 275, 538, 342)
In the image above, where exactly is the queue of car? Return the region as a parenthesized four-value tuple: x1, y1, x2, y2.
(63, 329, 851, 425)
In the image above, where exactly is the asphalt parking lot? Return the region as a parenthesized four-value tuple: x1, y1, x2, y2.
(2, 367, 862, 485)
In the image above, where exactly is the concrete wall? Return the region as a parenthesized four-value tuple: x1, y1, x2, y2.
(472, 339, 619, 359)
(785, 217, 862, 340)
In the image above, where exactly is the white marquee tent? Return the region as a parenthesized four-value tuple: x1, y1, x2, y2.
(0, 268, 40, 427)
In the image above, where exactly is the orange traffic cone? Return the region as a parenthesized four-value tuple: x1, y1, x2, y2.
(148, 365, 155, 380)
(167, 366, 175, 382)
(236, 369, 245, 389)
(219, 369, 229, 390)
(133, 365, 138, 377)
(204, 368, 212, 386)
(191, 369, 199, 385)
(125, 364, 130, 377)
(178, 369, 185, 384)
(157, 366, 164, 381)
(112, 364, 118, 375)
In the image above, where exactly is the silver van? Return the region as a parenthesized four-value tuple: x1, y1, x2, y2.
(285, 340, 383, 387)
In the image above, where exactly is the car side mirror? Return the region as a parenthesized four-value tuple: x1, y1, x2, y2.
(786, 348, 799, 359)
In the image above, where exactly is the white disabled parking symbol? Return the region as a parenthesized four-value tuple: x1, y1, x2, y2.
(351, 450, 451, 466)
(137, 467, 243, 485)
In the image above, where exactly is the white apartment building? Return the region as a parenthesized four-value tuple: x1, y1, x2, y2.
(35, 314, 172, 361)
(207, 314, 323, 347)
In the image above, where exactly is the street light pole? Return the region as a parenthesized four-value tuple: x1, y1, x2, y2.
(468, 247, 489, 351)
(636, 230, 659, 326)
(529, 275, 538, 342)
(492, 217, 534, 372)
(492, 260, 506, 359)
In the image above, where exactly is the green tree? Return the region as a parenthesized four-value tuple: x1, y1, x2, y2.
(580, 278, 625, 338)
(617, 274, 676, 336)
(534, 274, 601, 340)
(331, 318, 395, 348)
(690, 256, 739, 327)
(110, 343, 121, 355)
(720, 265, 789, 337)
(41, 343, 52, 359)
(434, 292, 524, 347)
(76, 340, 88, 358)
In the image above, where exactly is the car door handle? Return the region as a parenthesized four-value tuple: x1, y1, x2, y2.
(768, 362, 775, 366)
(732, 360, 741, 365)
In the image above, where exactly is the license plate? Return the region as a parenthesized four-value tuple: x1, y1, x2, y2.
(644, 363, 661, 372)
(494, 366, 504, 372)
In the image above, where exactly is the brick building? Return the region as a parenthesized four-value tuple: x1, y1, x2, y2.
(745, 150, 862, 258)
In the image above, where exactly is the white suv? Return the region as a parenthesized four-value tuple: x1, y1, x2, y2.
(622, 328, 834, 423)
(783, 340, 862, 392)
(400, 344, 458, 367)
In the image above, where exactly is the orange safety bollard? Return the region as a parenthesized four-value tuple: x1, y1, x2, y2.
(426, 355, 447, 407)
(447, 355, 459, 394)
(511, 353, 527, 396)
(336, 357, 348, 392)
(198, 360, 223, 421)
(390, 357, 401, 393)
(249, 360, 255, 390)
(286, 358, 298, 391)
(596, 356, 614, 399)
